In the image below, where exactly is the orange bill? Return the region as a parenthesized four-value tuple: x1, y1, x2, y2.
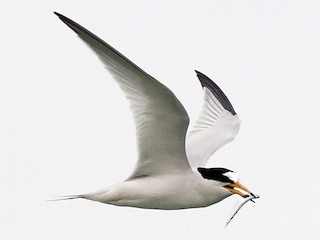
(224, 181, 253, 198)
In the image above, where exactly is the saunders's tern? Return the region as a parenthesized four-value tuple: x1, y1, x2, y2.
(54, 12, 259, 221)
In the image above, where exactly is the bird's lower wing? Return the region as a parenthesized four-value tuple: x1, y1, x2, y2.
(55, 13, 191, 176)
(186, 71, 241, 167)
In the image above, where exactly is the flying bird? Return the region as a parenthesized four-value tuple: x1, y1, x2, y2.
(54, 12, 258, 217)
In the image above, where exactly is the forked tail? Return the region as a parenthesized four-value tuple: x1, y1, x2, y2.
(47, 194, 87, 201)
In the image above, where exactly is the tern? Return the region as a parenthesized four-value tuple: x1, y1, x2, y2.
(54, 12, 258, 212)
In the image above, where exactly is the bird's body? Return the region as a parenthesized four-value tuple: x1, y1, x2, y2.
(54, 12, 258, 218)
(84, 172, 231, 210)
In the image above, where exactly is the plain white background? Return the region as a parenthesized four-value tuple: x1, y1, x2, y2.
(1, 1, 320, 239)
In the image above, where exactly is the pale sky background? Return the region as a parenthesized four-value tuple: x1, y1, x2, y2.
(1, 1, 320, 239)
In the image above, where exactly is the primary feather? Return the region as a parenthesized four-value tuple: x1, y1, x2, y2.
(186, 72, 241, 167)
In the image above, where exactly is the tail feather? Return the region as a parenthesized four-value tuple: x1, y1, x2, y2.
(47, 195, 86, 201)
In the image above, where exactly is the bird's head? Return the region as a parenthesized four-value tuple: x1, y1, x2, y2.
(197, 167, 254, 198)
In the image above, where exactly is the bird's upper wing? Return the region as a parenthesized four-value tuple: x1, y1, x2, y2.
(55, 13, 191, 177)
(186, 71, 241, 167)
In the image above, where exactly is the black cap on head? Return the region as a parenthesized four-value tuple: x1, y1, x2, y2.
(198, 167, 234, 183)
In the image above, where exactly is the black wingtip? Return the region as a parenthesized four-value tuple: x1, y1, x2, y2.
(54, 11, 72, 26)
(53, 12, 84, 36)
(194, 70, 206, 88)
(195, 70, 236, 115)
(53, 12, 66, 20)
(54, 12, 68, 19)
